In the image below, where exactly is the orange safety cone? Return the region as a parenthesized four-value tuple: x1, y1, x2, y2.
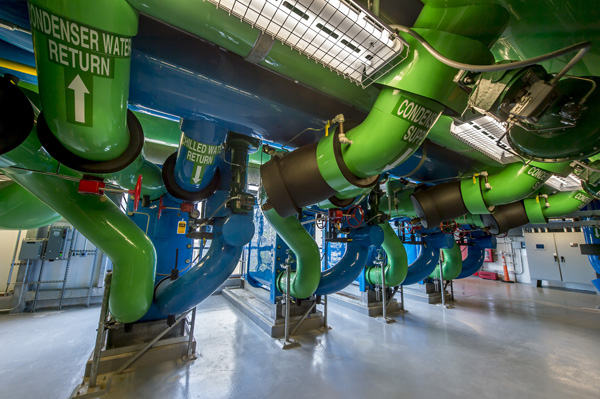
(501, 252, 514, 283)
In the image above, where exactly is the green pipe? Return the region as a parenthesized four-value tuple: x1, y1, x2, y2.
(0, 129, 156, 323)
(541, 190, 594, 219)
(380, 187, 418, 219)
(0, 181, 61, 229)
(430, 240, 462, 280)
(262, 206, 320, 299)
(28, 0, 138, 161)
(125, 0, 379, 112)
(317, 88, 444, 188)
(105, 154, 166, 200)
(365, 223, 408, 287)
(460, 161, 572, 214)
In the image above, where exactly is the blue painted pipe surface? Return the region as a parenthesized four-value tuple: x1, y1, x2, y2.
(456, 247, 485, 279)
(175, 119, 227, 192)
(427, 231, 455, 249)
(154, 214, 254, 315)
(583, 227, 600, 274)
(315, 225, 384, 296)
(402, 239, 441, 286)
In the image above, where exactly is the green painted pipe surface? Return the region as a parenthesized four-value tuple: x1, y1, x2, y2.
(28, 0, 138, 161)
(430, 241, 462, 280)
(125, 0, 379, 112)
(0, 130, 156, 323)
(413, 2, 510, 48)
(541, 190, 594, 219)
(0, 181, 61, 229)
(262, 207, 320, 299)
(380, 188, 417, 219)
(317, 88, 444, 190)
(365, 223, 408, 287)
(106, 154, 166, 200)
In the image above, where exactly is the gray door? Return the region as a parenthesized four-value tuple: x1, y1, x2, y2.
(524, 233, 562, 281)
(554, 232, 598, 284)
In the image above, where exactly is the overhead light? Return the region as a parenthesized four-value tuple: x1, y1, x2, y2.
(206, 0, 407, 87)
(450, 116, 519, 164)
(545, 173, 582, 192)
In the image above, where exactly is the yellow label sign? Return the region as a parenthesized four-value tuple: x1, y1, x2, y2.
(177, 221, 186, 235)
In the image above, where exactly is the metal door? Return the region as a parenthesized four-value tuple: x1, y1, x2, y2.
(554, 232, 599, 284)
(524, 233, 562, 281)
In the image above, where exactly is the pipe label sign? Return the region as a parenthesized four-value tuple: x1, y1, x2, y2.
(28, 3, 132, 126)
(180, 134, 221, 184)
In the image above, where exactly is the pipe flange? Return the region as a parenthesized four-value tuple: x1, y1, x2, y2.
(328, 195, 355, 208)
(332, 127, 380, 189)
(0, 76, 34, 155)
(37, 110, 144, 173)
(161, 152, 220, 202)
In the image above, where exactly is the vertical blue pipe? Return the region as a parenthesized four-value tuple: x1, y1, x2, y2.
(315, 225, 384, 295)
(154, 213, 254, 315)
(401, 237, 441, 286)
(582, 226, 600, 292)
(174, 119, 227, 192)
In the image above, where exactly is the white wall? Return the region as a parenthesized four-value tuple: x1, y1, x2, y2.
(478, 235, 531, 284)
(0, 230, 23, 292)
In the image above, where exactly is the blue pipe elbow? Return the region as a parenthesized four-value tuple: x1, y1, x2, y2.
(315, 225, 384, 296)
(174, 119, 227, 192)
(402, 239, 441, 286)
(154, 214, 254, 315)
(456, 247, 485, 279)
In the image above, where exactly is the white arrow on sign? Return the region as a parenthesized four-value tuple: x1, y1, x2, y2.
(68, 74, 90, 123)
(192, 165, 203, 184)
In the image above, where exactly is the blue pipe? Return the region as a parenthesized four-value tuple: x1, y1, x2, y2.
(401, 237, 441, 286)
(315, 225, 384, 296)
(154, 213, 254, 315)
(456, 247, 485, 279)
(582, 227, 600, 292)
(175, 119, 227, 192)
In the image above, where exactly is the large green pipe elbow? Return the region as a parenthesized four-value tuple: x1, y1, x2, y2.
(540, 190, 594, 219)
(28, 0, 138, 161)
(262, 206, 320, 299)
(107, 155, 166, 200)
(430, 241, 462, 280)
(365, 224, 408, 287)
(1, 130, 156, 323)
(0, 181, 61, 229)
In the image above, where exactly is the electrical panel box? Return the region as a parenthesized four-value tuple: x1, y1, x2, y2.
(44, 227, 69, 260)
(524, 231, 598, 285)
(18, 240, 45, 260)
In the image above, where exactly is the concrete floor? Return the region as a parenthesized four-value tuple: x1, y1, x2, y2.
(1, 279, 599, 399)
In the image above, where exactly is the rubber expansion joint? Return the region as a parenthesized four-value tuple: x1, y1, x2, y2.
(37, 110, 144, 174)
(0, 76, 34, 155)
(161, 152, 220, 202)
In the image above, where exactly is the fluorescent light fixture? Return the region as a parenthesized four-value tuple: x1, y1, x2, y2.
(450, 116, 519, 164)
(545, 173, 582, 192)
(206, 0, 407, 87)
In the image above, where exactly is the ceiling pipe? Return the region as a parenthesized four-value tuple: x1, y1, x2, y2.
(314, 225, 384, 296)
(0, 181, 61, 229)
(411, 161, 572, 228)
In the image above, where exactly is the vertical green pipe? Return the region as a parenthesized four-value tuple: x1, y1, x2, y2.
(28, 0, 138, 161)
(262, 206, 320, 299)
(365, 223, 408, 286)
(430, 241, 462, 280)
(0, 181, 62, 229)
(0, 130, 156, 323)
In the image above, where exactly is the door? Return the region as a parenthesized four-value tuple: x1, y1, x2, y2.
(524, 233, 562, 281)
(554, 232, 599, 284)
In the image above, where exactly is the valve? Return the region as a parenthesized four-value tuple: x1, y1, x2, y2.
(345, 205, 365, 228)
(157, 195, 167, 219)
(128, 175, 143, 212)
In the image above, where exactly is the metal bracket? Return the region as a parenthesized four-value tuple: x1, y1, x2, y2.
(244, 32, 275, 64)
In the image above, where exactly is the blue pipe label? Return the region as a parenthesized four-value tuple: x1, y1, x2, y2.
(180, 134, 221, 184)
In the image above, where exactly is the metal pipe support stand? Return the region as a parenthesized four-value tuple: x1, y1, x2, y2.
(276, 263, 300, 349)
(397, 286, 408, 314)
(319, 295, 332, 332)
(437, 265, 453, 309)
(376, 264, 395, 324)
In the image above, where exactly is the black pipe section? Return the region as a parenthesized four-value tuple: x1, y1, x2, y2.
(161, 152, 220, 202)
(481, 201, 529, 235)
(410, 181, 468, 228)
(0, 75, 33, 154)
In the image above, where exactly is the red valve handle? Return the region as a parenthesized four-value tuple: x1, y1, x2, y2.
(158, 195, 166, 220)
(128, 174, 142, 212)
(346, 205, 364, 228)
